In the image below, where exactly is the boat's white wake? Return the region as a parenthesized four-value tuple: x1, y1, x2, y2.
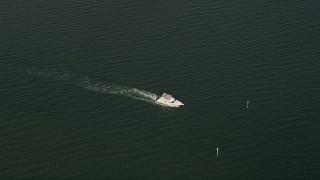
(4, 65, 158, 105)
(53, 71, 158, 104)
(79, 81, 158, 104)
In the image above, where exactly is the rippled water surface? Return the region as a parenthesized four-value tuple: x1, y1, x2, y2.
(1, 1, 319, 178)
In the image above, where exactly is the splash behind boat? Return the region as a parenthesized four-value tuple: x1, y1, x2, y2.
(155, 93, 184, 107)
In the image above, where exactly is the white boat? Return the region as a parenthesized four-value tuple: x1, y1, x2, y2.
(155, 93, 184, 107)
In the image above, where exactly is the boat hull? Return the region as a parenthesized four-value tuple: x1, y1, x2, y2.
(155, 93, 184, 107)
(155, 101, 183, 107)
(155, 97, 184, 107)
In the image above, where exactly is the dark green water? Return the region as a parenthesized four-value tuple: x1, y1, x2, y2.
(1, 1, 319, 178)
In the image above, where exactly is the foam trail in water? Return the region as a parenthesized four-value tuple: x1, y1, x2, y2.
(56, 71, 158, 104)
(5, 65, 158, 105)
(78, 80, 158, 104)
